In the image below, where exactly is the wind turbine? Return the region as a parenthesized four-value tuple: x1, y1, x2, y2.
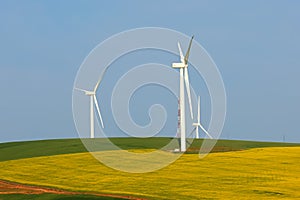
(75, 71, 106, 138)
(192, 96, 213, 139)
(172, 36, 194, 152)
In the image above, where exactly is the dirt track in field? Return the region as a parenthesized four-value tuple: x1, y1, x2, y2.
(0, 179, 146, 199)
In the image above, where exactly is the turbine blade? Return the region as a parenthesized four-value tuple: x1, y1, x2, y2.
(184, 67, 193, 119)
(177, 42, 185, 63)
(197, 96, 200, 123)
(74, 87, 88, 93)
(199, 124, 213, 139)
(184, 35, 194, 64)
(187, 127, 197, 138)
(94, 67, 109, 92)
(93, 95, 104, 128)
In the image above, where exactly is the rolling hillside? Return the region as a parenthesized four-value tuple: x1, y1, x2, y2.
(0, 138, 300, 199)
(1, 138, 299, 161)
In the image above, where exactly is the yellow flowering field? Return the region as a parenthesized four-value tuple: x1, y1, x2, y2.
(0, 147, 299, 199)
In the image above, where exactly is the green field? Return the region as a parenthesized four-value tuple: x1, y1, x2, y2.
(0, 138, 300, 199)
(1, 138, 299, 161)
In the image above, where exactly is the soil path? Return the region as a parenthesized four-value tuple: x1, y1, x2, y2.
(0, 179, 146, 200)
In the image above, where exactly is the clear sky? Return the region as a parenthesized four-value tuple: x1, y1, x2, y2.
(0, 0, 299, 143)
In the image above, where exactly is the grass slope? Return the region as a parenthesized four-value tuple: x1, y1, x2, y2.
(0, 147, 300, 199)
(1, 138, 299, 162)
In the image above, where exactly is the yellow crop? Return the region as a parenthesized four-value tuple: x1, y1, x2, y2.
(0, 147, 299, 199)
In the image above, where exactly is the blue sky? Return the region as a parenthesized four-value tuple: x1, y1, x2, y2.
(0, 0, 299, 143)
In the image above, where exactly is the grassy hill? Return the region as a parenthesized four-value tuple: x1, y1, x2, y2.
(1, 137, 299, 161)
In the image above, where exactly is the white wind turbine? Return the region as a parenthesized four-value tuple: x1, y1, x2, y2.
(192, 96, 213, 139)
(172, 36, 194, 152)
(75, 71, 106, 138)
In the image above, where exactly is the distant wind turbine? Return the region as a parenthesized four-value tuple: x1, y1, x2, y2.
(192, 96, 213, 139)
(75, 69, 107, 138)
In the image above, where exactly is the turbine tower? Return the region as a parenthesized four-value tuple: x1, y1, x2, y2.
(172, 36, 194, 152)
(75, 72, 106, 138)
(192, 96, 213, 139)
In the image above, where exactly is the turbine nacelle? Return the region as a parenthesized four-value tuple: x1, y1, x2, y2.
(74, 87, 96, 96)
(85, 91, 96, 96)
(172, 63, 186, 68)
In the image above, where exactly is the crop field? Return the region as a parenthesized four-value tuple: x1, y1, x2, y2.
(0, 194, 124, 200)
(0, 138, 300, 199)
